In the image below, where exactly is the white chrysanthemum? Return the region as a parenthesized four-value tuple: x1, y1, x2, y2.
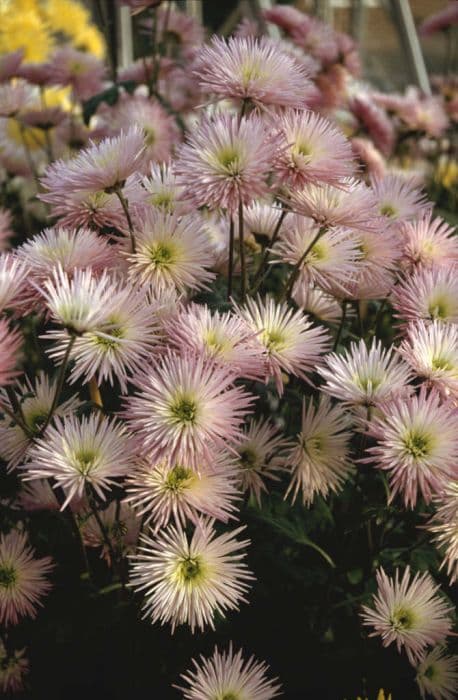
(285, 395, 353, 505)
(235, 295, 330, 394)
(234, 418, 289, 506)
(319, 339, 412, 407)
(371, 173, 428, 224)
(0, 254, 29, 313)
(416, 646, 458, 700)
(22, 414, 136, 509)
(142, 161, 191, 216)
(428, 482, 458, 584)
(129, 518, 253, 632)
(0, 372, 81, 470)
(392, 265, 458, 326)
(244, 201, 288, 241)
(125, 454, 240, 530)
(293, 283, 343, 323)
(361, 566, 453, 665)
(126, 210, 215, 293)
(401, 211, 458, 271)
(398, 321, 458, 399)
(176, 644, 282, 700)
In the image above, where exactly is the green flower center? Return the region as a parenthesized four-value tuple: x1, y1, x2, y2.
(179, 557, 201, 581)
(428, 297, 450, 321)
(238, 447, 258, 471)
(165, 465, 192, 491)
(151, 192, 174, 211)
(263, 329, 286, 352)
(403, 432, 430, 459)
(431, 355, 453, 371)
(390, 606, 415, 631)
(217, 146, 241, 174)
(0, 565, 17, 588)
(380, 203, 397, 218)
(424, 665, 437, 680)
(144, 127, 156, 146)
(222, 694, 238, 700)
(74, 449, 97, 475)
(27, 410, 48, 434)
(170, 398, 197, 424)
(95, 323, 125, 349)
(148, 242, 175, 266)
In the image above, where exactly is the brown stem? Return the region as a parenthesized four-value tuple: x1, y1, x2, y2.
(114, 187, 136, 254)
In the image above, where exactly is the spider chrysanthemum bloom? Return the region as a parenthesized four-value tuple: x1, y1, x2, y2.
(126, 210, 215, 293)
(234, 418, 289, 506)
(80, 501, 140, 564)
(285, 395, 353, 506)
(129, 518, 253, 632)
(349, 91, 395, 157)
(342, 227, 401, 301)
(0, 254, 29, 314)
(400, 211, 458, 271)
(0, 372, 81, 470)
(416, 646, 458, 700)
(361, 567, 453, 665)
(22, 414, 136, 509)
(271, 215, 364, 297)
(235, 296, 331, 394)
(371, 173, 428, 226)
(47, 46, 106, 100)
(274, 109, 355, 188)
(244, 201, 289, 241)
(392, 266, 458, 326)
(194, 35, 311, 109)
(0, 530, 53, 626)
(398, 321, 458, 399)
(366, 389, 458, 507)
(428, 482, 458, 584)
(125, 453, 240, 530)
(0, 320, 21, 386)
(174, 113, 277, 212)
(142, 161, 191, 216)
(176, 644, 282, 699)
(288, 178, 378, 230)
(319, 339, 412, 408)
(126, 352, 254, 469)
(0, 642, 29, 694)
(165, 303, 265, 381)
(46, 281, 159, 393)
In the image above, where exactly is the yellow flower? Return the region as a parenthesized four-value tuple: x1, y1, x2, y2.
(6, 119, 46, 151)
(42, 0, 105, 58)
(0, 8, 52, 62)
(72, 25, 105, 58)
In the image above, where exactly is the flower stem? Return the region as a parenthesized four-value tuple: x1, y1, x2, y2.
(251, 208, 287, 293)
(40, 334, 76, 436)
(227, 216, 234, 301)
(280, 225, 326, 302)
(333, 300, 348, 351)
(114, 187, 136, 254)
(238, 201, 247, 302)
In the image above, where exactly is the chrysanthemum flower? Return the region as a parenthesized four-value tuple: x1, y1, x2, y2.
(0, 371, 81, 470)
(361, 566, 453, 664)
(400, 211, 458, 271)
(46, 280, 159, 392)
(0, 642, 29, 694)
(0, 48, 23, 82)
(22, 414, 136, 509)
(428, 482, 458, 584)
(129, 518, 253, 632)
(17, 479, 60, 512)
(293, 284, 342, 324)
(142, 161, 191, 215)
(342, 227, 401, 300)
(392, 266, 458, 326)
(176, 644, 282, 699)
(47, 46, 106, 100)
(234, 418, 289, 506)
(126, 352, 254, 469)
(398, 321, 458, 399)
(271, 215, 364, 296)
(243, 201, 289, 241)
(366, 389, 458, 507)
(0, 81, 33, 117)
(0, 320, 21, 386)
(0, 254, 29, 314)
(416, 646, 458, 700)
(194, 35, 311, 109)
(165, 303, 265, 381)
(419, 2, 458, 36)
(174, 113, 276, 212)
(125, 453, 240, 530)
(288, 179, 378, 230)
(235, 295, 331, 394)
(0, 530, 53, 626)
(80, 501, 140, 563)
(126, 210, 215, 293)
(351, 136, 386, 179)
(285, 395, 353, 505)
(349, 92, 395, 156)
(371, 173, 428, 225)
(319, 339, 412, 408)
(274, 109, 354, 188)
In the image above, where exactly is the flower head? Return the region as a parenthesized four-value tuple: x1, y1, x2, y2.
(428, 481, 458, 584)
(0, 321, 21, 386)
(23, 414, 136, 509)
(349, 92, 395, 156)
(80, 501, 140, 564)
(400, 212, 458, 271)
(371, 173, 428, 226)
(361, 566, 453, 664)
(285, 395, 353, 505)
(0, 642, 29, 694)
(176, 644, 282, 699)
(0, 530, 53, 626)
(0, 254, 29, 314)
(129, 518, 253, 632)
(47, 46, 106, 100)
(143, 161, 190, 215)
(416, 646, 458, 700)
(392, 266, 458, 326)
(126, 352, 254, 469)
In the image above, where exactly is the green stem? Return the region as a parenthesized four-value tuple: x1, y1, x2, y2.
(332, 300, 348, 351)
(238, 200, 247, 302)
(280, 225, 326, 302)
(251, 208, 287, 293)
(40, 334, 76, 436)
(114, 187, 136, 254)
(227, 216, 234, 301)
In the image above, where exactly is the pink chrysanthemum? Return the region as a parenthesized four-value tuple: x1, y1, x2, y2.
(175, 113, 277, 212)
(285, 395, 353, 505)
(22, 414, 136, 509)
(47, 47, 106, 100)
(428, 482, 458, 585)
(349, 92, 395, 156)
(194, 35, 311, 109)
(342, 226, 401, 300)
(0, 81, 33, 117)
(319, 339, 412, 408)
(274, 109, 354, 188)
(80, 501, 140, 564)
(293, 283, 342, 323)
(234, 418, 289, 506)
(0, 642, 29, 694)
(419, 2, 458, 36)
(165, 303, 265, 381)
(244, 201, 289, 241)
(351, 137, 386, 179)
(176, 644, 282, 699)
(0, 207, 13, 251)
(400, 212, 458, 271)
(416, 646, 458, 700)
(398, 321, 458, 399)
(0, 320, 21, 386)
(392, 265, 458, 326)
(361, 566, 453, 664)
(366, 389, 458, 507)
(235, 295, 331, 394)
(129, 518, 253, 632)
(142, 161, 191, 215)
(0, 254, 29, 314)
(271, 215, 364, 296)
(126, 351, 253, 469)
(17, 479, 59, 512)
(0, 49, 23, 83)
(264, 4, 309, 35)
(0, 530, 53, 626)
(126, 210, 215, 293)
(371, 173, 428, 226)
(288, 178, 378, 230)
(125, 453, 240, 530)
